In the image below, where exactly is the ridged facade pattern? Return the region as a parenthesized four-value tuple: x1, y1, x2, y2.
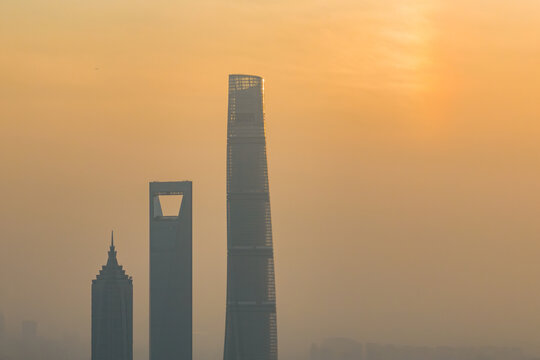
(224, 74, 278, 360)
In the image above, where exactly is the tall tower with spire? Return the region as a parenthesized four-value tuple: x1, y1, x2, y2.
(92, 232, 133, 360)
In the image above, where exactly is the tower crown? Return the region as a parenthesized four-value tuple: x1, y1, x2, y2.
(94, 231, 131, 282)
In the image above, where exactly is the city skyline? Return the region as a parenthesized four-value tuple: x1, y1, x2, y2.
(2, 1, 540, 360)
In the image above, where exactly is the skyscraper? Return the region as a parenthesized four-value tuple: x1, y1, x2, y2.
(149, 181, 192, 360)
(21, 320, 38, 360)
(224, 74, 278, 360)
(0, 313, 4, 341)
(92, 233, 133, 360)
(0, 313, 4, 359)
(21, 320, 37, 344)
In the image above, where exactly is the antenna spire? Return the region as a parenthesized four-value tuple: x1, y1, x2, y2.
(107, 230, 118, 266)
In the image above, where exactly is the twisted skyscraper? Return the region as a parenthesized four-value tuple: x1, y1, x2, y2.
(224, 74, 278, 360)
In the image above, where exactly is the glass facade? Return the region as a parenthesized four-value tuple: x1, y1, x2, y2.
(224, 75, 278, 360)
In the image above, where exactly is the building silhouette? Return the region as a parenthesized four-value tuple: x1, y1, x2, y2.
(149, 181, 192, 360)
(91, 233, 133, 360)
(310, 338, 363, 360)
(0, 313, 4, 360)
(309, 340, 532, 360)
(223, 74, 278, 360)
(364, 343, 527, 360)
(21, 320, 38, 360)
(21, 320, 37, 344)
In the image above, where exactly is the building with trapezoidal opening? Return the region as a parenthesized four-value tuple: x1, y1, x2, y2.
(92, 232, 133, 360)
(149, 181, 192, 360)
(224, 74, 278, 360)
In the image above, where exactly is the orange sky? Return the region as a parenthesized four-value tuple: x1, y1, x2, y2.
(1, 1, 540, 359)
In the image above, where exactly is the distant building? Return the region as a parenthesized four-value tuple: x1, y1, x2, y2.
(149, 181, 192, 360)
(364, 343, 526, 360)
(92, 233, 133, 360)
(21, 320, 38, 360)
(310, 338, 363, 360)
(223, 74, 278, 360)
(310, 340, 531, 360)
(0, 313, 4, 358)
(21, 320, 37, 344)
(0, 313, 4, 338)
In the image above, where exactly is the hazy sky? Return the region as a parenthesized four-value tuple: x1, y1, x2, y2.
(1, 0, 540, 359)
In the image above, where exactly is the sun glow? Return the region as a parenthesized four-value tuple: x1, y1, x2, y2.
(376, 2, 436, 92)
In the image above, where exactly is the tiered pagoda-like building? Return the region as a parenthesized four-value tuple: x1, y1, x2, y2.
(92, 233, 133, 360)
